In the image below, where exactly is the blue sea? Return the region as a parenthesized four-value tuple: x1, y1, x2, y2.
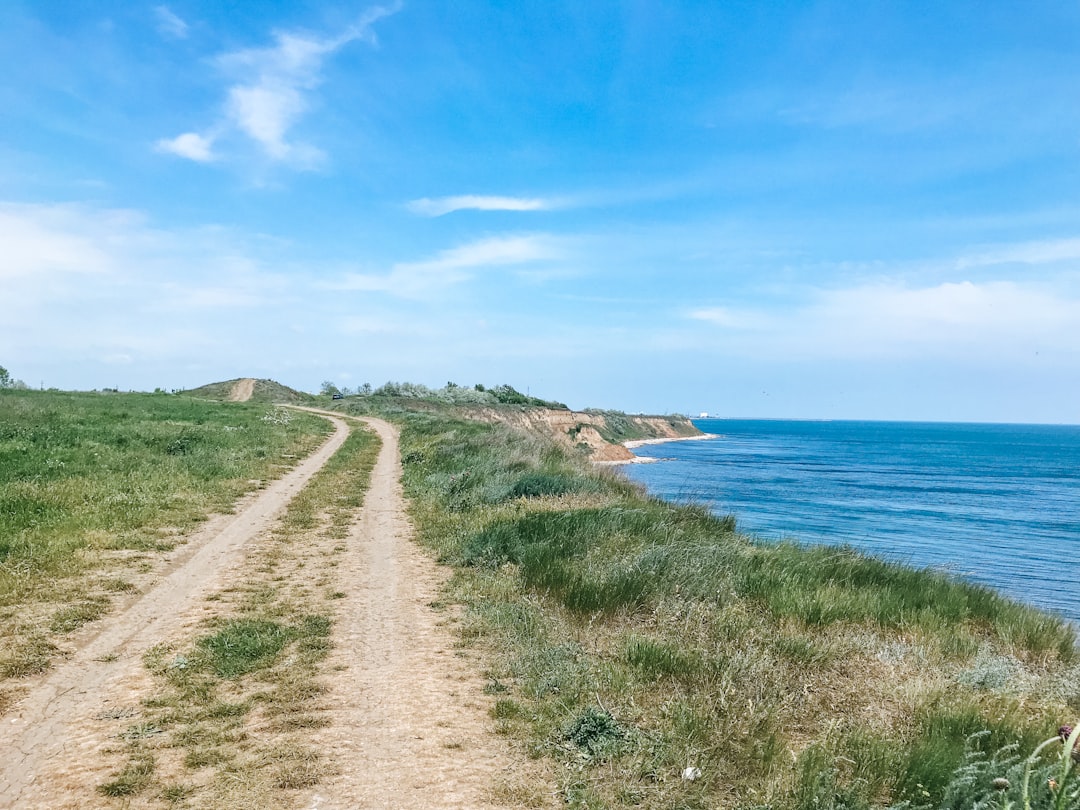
(622, 419, 1080, 624)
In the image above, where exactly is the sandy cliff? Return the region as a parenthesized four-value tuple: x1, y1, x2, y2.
(470, 407, 702, 461)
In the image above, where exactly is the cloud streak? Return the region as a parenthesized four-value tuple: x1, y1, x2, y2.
(407, 195, 550, 216)
(159, 4, 399, 167)
(689, 280, 1080, 362)
(154, 5, 189, 39)
(156, 132, 216, 162)
(329, 235, 559, 297)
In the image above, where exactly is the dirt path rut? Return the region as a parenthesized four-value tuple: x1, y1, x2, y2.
(302, 416, 545, 810)
(0, 415, 350, 807)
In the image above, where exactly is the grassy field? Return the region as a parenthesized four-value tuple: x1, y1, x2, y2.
(0, 389, 330, 702)
(389, 407, 1079, 810)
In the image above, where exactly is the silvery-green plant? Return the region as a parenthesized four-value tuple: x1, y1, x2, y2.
(934, 725, 1080, 810)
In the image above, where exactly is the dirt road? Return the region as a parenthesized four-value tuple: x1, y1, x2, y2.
(0, 415, 350, 807)
(1, 411, 545, 808)
(301, 416, 544, 809)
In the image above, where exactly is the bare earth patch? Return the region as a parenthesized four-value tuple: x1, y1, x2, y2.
(227, 377, 257, 402)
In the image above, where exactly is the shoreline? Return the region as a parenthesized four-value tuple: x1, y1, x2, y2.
(595, 432, 721, 466)
(623, 432, 721, 449)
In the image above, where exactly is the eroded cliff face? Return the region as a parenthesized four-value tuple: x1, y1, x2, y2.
(468, 407, 701, 461)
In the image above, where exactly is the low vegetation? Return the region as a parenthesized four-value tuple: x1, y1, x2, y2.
(5, 383, 1077, 808)
(0, 389, 330, 695)
(322, 379, 570, 409)
(393, 408, 1079, 810)
(98, 418, 379, 805)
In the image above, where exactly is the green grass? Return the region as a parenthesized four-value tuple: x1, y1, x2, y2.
(393, 408, 1078, 810)
(0, 388, 330, 685)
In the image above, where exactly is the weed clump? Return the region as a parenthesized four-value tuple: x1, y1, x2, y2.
(507, 472, 596, 499)
(197, 618, 294, 679)
(567, 707, 624, 757)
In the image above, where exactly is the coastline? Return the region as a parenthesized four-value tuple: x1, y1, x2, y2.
(623, 433, 721, 449)
(595, 432, 721, 466)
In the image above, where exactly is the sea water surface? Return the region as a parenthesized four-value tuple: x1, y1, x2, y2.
(622, 420, 1080, 624)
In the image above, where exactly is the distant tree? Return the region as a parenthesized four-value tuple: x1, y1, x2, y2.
(490, 384, 530, 405)
(359, 383, 372, 395)
(0, 366, 9, 388)
(320, 380, 341, 397)
(374, 381, 401, 396)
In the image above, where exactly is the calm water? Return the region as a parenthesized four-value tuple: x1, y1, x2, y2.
(623, 419, 1080, 624)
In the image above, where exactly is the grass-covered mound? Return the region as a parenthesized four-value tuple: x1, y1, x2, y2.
(396, 410, 1079, 810)
(184, 378, 311, 404)
(0, 389, 329, 690)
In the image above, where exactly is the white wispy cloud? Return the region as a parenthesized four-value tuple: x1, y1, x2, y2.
(407, 195, 550, 217)
(0, 202, 120, 279)
(688, 280, 1080, 362)
(688, 306, 777, 331)
(329, 235, 559, 297)
(159, 4, 399, 167)
(154, 5, 189, 39)
(954, 237, 1080, 270)
(0, 202, 289, 325)
(155, 132, 217, 162)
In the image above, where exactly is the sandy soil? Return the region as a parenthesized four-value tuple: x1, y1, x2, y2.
(300, 415, 550, 810)
(227, 377, 256, 402)
(0, 415, 350, 808)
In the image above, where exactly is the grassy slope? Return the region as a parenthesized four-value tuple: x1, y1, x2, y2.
(0, 389, 330, 700)
(392, 407, 1079, 810)
(183, 378, 313, 404)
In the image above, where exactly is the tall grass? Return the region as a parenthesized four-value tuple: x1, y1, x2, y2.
(393, 409, 1078, 810)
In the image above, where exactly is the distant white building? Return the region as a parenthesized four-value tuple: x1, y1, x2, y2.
(699, 412, 709, 418)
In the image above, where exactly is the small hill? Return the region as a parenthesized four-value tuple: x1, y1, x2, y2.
(184, 378, 312, 404)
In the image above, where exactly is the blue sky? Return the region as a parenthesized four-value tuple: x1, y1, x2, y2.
(2, 1, 1079, 421)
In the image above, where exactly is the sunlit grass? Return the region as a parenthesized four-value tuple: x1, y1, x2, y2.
(395, 409, 1079, 810)
(0, 388, 330, 686)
